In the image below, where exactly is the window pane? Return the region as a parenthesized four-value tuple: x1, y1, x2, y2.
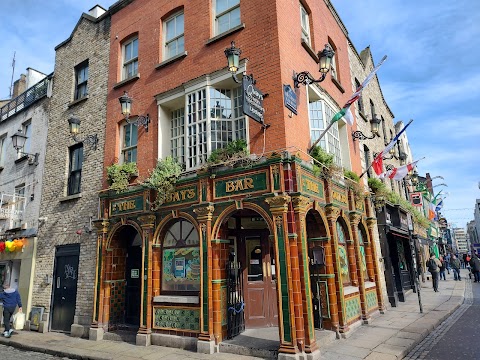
(166, 18, 176, 41)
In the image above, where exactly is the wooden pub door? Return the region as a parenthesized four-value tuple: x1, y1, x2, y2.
(238, 231, 278, 328)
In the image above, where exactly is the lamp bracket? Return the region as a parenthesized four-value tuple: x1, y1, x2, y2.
(373, 151, 394, 160)
(72, 134, 98, 151)
(293, 71, 327, 88)
(16, 151, 39, 165)
(352, 130, 375, 141)
(126, 114, 150, 132)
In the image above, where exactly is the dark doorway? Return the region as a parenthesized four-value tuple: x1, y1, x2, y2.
(51, 244, 80, 332)
(125, 232, 142, 326)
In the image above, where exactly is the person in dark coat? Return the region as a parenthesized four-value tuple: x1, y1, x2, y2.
(0, 281, 22, 338)
(469, 253, 480, 283)
(451, 254, 462, 281)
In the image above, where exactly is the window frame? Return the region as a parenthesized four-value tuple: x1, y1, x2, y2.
(0, 134, 7, 167)
(164, 11, 185, 60)
(355, 78, 364, 114)
(121, 121, 138, 164)
(74, 60, 89, 100)
(67, 143, 84, 196)
(122, 37, 139, 80)
(214, 0, 241, 35)
(300, 3, 311, 45)
(329, 42, 338, 80)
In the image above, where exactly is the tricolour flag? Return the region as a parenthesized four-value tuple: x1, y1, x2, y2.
(385, 160, 419, 181)
(435, 199, 443, 212)
(331, 55, 387, 126)
(372, 119, 413, 175)
(428, 202, 436, 221)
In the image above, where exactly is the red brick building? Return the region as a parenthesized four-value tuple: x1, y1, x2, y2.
(91, 0, 383, 358)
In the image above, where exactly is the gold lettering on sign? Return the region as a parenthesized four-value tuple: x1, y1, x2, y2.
(225, 178, 255, 193)
(112, 200, 136, 212)
(165, 188, 196, 203)
(304, 179, 319, 193)
(332, 191, 347, 204)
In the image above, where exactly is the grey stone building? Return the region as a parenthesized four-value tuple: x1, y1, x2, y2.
(0, 68, 51, 320)
(33, 5, 110, 337)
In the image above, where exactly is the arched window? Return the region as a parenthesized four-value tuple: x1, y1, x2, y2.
(358, 229, 368, 280)
(162, 219, 200, 292)
(336, 221, 350, 285)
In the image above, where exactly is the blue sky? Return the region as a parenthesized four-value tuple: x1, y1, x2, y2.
(0, 0, 478, 228)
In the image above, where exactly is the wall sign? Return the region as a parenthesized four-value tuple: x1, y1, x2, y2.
(110, 195, 144, 216)
(242, 76, 265, 124)
(214, 171, 269, 199)
(131, 269, 139, 278)
(283, 84, 297, 115)
(164, 185, 198, 205)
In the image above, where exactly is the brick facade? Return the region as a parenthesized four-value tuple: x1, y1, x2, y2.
(33, 10, 110, 336)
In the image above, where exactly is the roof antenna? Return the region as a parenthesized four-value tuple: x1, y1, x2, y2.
(9, 51, 16, 98)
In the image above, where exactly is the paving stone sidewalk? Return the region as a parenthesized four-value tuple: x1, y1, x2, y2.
(0, 272, 466, 360)
(321, 272, 466, 360)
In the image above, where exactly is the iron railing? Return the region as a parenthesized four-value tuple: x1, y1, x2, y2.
(226, 261, 245, 339)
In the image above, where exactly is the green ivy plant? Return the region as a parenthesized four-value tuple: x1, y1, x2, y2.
(310, 145, 342, 178)
(140, 156, 183, 210)
(206, 139, 250, 168)
(344, 170, 365, 202)
(106, 162, 138, 193)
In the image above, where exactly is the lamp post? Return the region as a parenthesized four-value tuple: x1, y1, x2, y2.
(68, 115, 98, 150)
(224, 41, 242, 83)
(293, 44, 335, 88)
(352, 115, 381, 141)
(11, 129, 39, 165)
(118, 91, 150, 132)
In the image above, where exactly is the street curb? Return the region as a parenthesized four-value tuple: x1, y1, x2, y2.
(0, 336, 111, 360)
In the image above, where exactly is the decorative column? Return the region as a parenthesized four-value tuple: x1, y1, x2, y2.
(324, 205, 343, 334)
(194, 204, 216, 354)
(367, 218, 385, 312)
(292, 195, 320, 360)
(349, 212, 368, 322)
(89, 219, 109, 341)
(265, 194, 300, 359)
(137, 214, 156, 346)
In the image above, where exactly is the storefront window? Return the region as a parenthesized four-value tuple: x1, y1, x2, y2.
(162, 219, 200, 292)
(336, 221, 350, 285)
(358, 229, 368, 280)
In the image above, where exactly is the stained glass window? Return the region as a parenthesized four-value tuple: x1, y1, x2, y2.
(336, 221, 350, 285)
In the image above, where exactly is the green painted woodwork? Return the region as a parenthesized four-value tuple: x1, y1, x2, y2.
(301, 174, 324, 198)
(300, 222, 315, 340)
(307, 236, 330, 242)
(154, 307, 200, 331)
(366, 290, 378, 310)
(110, 195, 144, 217)
(143, 235, 148, 326)
(95, 240, 102, 322)
(214, 172, 268, 199)
(345, 296, 361, 322)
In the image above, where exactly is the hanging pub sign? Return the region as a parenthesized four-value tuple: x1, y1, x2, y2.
(283, 84, 297, 115)
(409, 192, 423, 207)
(242, 75, 265, 124)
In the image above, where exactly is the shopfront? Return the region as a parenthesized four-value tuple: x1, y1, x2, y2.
(90, 153, 383, 357)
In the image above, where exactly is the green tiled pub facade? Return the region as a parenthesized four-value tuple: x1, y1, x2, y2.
(90, 152, 384, 358)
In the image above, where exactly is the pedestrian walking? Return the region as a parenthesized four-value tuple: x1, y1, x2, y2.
(462, 253, 467, 269)
(451, 254, 462, 281)
(469, 253, 480, 283)
(426, 254, 442, 292)
(445, 253, 451, 274)
(0, 281, 22, 338)
(439, 255, 447, 280)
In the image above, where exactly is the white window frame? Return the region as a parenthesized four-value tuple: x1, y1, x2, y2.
(300, 3, 310, 45)
(13, 184, 25, 229)
(159, 80, 248, 171)
(121, 122, 138, 164)
(330, 43, 338, 80)
(122, 37, 139, 80)
(164, 11, 185, 60)
(214, 0, 241, 35)
(307, 86, 343, 167)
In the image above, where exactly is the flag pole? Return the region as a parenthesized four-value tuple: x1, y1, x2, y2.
(308, 121, 336, 153)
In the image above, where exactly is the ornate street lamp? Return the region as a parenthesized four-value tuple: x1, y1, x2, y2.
(68, 115, 98, 150)
(118, 91, 150, 132)
(11, 129, 39, 164)
(352, 115, 381, 141)
(224, 41, 242, 83)
(294, 44, 335, 88)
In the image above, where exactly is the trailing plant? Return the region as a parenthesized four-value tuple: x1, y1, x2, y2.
(106, 162, 138, 193)
(206, 139, 250, 168)
(343, 170, 365, 202)
(344, 170, 360, 183)
(310, 145, 342, 179)
(367, 177, 387, 195)
(140, 156, 183, 210)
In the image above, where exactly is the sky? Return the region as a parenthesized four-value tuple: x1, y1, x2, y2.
(0, 0, 479, 228)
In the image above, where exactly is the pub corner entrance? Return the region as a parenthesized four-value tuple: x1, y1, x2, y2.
(221, 209, 278, 339)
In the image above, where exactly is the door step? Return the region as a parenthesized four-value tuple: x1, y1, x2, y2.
(104, 329, 137, 343)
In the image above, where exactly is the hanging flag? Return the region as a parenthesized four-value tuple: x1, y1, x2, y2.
(331, 55, 387, 126)
(385, 160, 420, 180)
(435, 199, 443, 212)
(372, 119, 413, 175)
(428, 202, 436, 221)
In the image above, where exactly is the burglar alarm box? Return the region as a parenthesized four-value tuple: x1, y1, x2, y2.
(410, 192, 423, 207)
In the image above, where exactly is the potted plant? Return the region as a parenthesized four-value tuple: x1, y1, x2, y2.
(140, 156, 182, 210)
(206, 139, 250, 169)
(106, 162, 138, 193)
(310, 145, 342, 179)
(344, 170, 366, 202)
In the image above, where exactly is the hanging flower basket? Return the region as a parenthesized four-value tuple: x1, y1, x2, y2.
(0, 242, 5, 253)
(13, 238, 24, 251)
(5, 240, 15, 252)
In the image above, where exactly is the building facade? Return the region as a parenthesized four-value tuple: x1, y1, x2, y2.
(88, 0, 384, 359)
(33, 6, 110, 336)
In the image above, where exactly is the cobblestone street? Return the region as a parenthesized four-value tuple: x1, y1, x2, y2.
(0, 344, 71, 360)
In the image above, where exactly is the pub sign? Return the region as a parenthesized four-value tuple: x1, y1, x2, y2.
(242, 76, 265, 124)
